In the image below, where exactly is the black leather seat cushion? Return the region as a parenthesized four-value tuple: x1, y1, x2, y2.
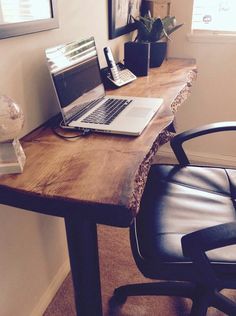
(137, 165, 236, 269)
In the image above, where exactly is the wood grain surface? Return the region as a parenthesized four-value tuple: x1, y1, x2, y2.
(0, 58, 197, 227)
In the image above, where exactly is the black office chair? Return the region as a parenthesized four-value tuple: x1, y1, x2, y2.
(113, 122, 236, 315)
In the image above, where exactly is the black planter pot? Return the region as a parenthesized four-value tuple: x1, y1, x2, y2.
(124, 41, 150, 77)
(124, 41, 167, 76)
(150, 42, 167, 68)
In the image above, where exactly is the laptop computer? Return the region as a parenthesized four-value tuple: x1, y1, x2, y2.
(45, 36, 163, 136)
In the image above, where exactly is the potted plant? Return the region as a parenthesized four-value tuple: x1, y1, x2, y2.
(132, 13, 183, 68)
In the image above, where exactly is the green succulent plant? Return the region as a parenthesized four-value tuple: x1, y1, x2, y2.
(133, 14, 183, 43)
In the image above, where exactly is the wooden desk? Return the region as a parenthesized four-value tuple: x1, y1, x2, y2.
(0, 58, 197, 316)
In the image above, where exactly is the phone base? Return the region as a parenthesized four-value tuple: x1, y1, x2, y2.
(100, 63, 126, 89)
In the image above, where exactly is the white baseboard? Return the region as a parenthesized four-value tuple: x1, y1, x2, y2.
(30, 259, 70, 316)
(158, 147, 236, 167)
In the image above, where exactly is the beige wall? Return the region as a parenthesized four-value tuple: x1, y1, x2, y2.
(1, 0, 236, 315)
(0, 1, 131, 315)
(167, 0, 236, 164)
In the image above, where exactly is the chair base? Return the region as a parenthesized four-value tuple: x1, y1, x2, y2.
(112, 281, 236, 316)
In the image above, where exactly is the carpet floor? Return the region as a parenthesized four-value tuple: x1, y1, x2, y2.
(43, 155, 236, 316)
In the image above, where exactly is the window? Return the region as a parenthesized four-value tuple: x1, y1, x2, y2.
(192, 0, 236, 33)
(0, 0, 51, 24)
(0, 0, 58, 39)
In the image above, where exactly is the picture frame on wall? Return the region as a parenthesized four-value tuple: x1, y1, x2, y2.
(108, 0, 142, 39)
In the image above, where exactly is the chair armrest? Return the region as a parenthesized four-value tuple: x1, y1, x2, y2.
(170, 121, 236, 165)
(181, 222, 236, 286)
(182, 222, 236, 255)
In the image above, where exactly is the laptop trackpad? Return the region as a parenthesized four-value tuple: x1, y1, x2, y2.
(126, 107, 151, 118)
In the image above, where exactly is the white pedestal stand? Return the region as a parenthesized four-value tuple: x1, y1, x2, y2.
(0, 139, 26, 174)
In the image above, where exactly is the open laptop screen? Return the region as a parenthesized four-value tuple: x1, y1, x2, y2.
(46, 37, 105, 123)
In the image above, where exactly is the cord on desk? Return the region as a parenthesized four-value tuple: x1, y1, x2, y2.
(51, 122, 92, 140)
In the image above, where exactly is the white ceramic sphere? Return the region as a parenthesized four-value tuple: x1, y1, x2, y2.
(0, 95, 24, 142)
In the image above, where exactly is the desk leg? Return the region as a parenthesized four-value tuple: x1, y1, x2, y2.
(64, 216, 103, 316)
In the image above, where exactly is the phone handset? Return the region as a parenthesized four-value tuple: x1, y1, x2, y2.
(103, 46, 136, 87)
(103, 47, 120, 81)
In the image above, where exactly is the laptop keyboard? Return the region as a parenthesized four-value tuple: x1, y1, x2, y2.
(82, 98, 132, 125)
(67, 98, 103, 122)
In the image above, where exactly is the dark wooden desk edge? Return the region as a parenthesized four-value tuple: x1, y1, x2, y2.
(129, 66, 197, 215)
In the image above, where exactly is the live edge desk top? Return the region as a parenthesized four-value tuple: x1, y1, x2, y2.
(0, 58, 197, 228)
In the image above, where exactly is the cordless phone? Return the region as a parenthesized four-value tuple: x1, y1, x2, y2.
(103, 47, 136, 87)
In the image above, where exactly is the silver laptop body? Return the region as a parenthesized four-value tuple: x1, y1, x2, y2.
(45, 37, 163, 136)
